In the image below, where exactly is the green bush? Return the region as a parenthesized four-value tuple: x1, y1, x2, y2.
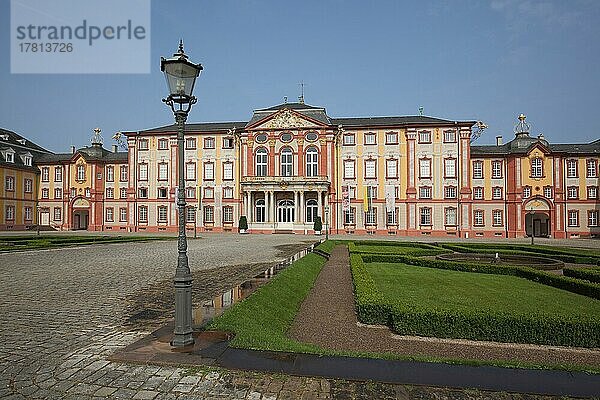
(238, 215, 248, 231)
(313, 216, 322, 232)
(349, 254, 389, 325)
(564, 267, 600, 284)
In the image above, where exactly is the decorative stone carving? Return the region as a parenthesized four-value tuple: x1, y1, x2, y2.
(262, 109, 317, 129)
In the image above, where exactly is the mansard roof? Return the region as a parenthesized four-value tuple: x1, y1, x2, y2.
(37, 144, 128, 164)
(0, 127, 50, 170)
(139, 121, 247, 134)
(247, 103, 331, 127)
(331, 115, 472, 128)
(471, 136, 600, 156)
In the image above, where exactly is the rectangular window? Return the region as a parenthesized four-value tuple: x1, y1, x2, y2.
(472, 187, 483, 200)
(157, 187, 168, 199)
(106, 166, 114, 182)
(588, 210, 599, 227)
(54, 188, 62, 199)
(55, 166, 63, 182)
(385, 132, 398, 145)
(492, 187, 503, 200)
(42, 188, 49, 199)
(474, 210, 484, 226)
(365, 207, 377, 225)
(588, 186, 598, 199)
(41, 167, 49, 182)
(418, 130, 431, 143)
(120, 187, 128, 199)
(223, 162, 234, 180)
(182, 137, 195, 149)
(492, 210, 503, 227)
(364, 159, 376, 179)
(567, 186, 578, 199)
(473, 161, 483, 179)
(53, 207, 62, 221)
(138, 206, 148, 223)
(544, 186, 553, 198)
(419, 159, 431, 178)
(158, 139, 169, 150)
(568, 210, 578, 227)
(77, 165, 85, 181)
(157, 206, 168, 223)
(587, 159, 598, 178)
(344, 160, 355, 179)
(85, 188, 90, 197)
(223, 137, 234, 149)
(105, 207, 114, 222)
(444, 158, 456, 178)
(364, 133, 376, 145)
(204, 187, 214, 199)
(203, 137, 215, 149)
(138, 187, 148, 198)
(139, 164, 148, 181)
(343, 133, 355, 145)
(531, 158, 543, 178)
(444, 186, 457, 199)
(443, 129, 456, 143)
(386, 159, 397, 178)
(223, 186, 234, 199)
(204, 206, 214, 223)
(523, 186, 531, 198)
(186, 187, 196, 199)
(204, 162, 214, 180)
(386, 208, 398, 226)
(186, 207, 196, 223)
(492, 160, 502, 179)
(419, 186, 432, 199)
(445, 207, 457, 226)
(105, 187, 114, 199)
(70, 188, 76, 198)
(566, 159, 578, 178)
(158, 163, 168, 181)
(24, 179, 32, 193)
(223, 206, 234, 223)
(137, 139, 148, 150)
(119, 208, 127, 222)
(344, 207, 356, 225)
(5, 176, 15, 191)
(5, 152, 14, 163)
(367, 185, 378, 200)
(24, 207, 32, 221)
(120, 166, 128, 182)
(186, 163, 196, 180)
(419, 207, 431, 226)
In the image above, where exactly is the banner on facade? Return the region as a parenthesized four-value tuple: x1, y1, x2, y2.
(385, 185, 395, 213)
(363, 186, 372, 212)
(342, 185, 350, 212)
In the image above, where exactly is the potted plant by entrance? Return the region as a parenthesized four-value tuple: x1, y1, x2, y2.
(239, 215, 248, 234)
(313, 216, 322, 235)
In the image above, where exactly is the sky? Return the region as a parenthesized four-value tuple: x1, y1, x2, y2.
(1, 0, 599, 153)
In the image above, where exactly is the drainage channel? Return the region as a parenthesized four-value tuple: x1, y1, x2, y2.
(192, 240, 323, 327)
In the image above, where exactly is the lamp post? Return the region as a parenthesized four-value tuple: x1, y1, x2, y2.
(324, 205, 330, 240)
(161, 40, 203, 347)
(529, 207, 535, 246)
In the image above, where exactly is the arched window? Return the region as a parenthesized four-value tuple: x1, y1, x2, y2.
(280, 147, 293, 177)
(255, 148, 268, 177)
(255, 199, 265, 222)
(306, 199, 318, 223)
(277, 199, 295, 223)
(306, 147, 319, 177)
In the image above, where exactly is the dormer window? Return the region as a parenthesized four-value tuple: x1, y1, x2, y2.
(0, 134, 8, 141)
(5, 152, 14, 163)
(17, 139, 26, 145)
(20, 153, 33, 166)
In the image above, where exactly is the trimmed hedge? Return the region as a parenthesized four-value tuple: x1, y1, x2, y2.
(350, 254, 600, 348)
(564, 267, 600, 284)
(439, 243, 600, 266)
(361, 253, 600, 300)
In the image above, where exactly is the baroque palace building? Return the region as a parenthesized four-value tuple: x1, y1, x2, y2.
(3, 102, 599, 237)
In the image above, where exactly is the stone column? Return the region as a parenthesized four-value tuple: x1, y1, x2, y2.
(319, 191, 324, 217)
(299, 190, 304, 224)
(294, 190, 299, 223)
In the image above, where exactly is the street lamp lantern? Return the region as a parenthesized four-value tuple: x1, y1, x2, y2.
(161, 40, 202, 348)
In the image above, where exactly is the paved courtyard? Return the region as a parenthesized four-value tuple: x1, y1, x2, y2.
(0, 233, 592, 399)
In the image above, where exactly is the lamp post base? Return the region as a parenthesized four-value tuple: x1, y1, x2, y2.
(172, 274, 194, 347)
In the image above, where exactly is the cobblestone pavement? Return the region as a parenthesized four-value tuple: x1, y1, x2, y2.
(0, 233, 584, 399)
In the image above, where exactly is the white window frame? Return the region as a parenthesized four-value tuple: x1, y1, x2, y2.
(255, 148, 268, 177)
(364, 159, 376, 179)
(306, 147, 318, 177)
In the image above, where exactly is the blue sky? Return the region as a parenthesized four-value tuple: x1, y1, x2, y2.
(1, 0, 599, 152)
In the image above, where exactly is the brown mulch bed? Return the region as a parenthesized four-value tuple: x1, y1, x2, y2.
(288, 245, 600, 368)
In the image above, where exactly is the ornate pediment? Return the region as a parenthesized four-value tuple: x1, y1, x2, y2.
(257, 109, 320, 130)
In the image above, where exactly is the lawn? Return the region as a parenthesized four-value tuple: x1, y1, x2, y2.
(368, 262, 600, 318)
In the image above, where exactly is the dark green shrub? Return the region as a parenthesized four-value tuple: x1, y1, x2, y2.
(313, 216, 322, 232)
(563, 267, 600, 284)
(238, 215, 248, 231)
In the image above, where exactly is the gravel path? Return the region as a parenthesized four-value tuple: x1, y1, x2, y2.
(289, 245, 600, 368)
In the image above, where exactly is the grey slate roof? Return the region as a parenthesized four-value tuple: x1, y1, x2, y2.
(0, 127, 51, 171)
(472, 134, 600, 156)
(331, 116, 473, 127)
(36, 145, 128, 164)
(247, 103, 331, 127)
(140, 122, 247, 134)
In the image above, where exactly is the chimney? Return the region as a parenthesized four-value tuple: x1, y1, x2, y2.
(496, 136, 503, 146)
(112, 144, 118, 153)
(70, 145, 75, 154)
